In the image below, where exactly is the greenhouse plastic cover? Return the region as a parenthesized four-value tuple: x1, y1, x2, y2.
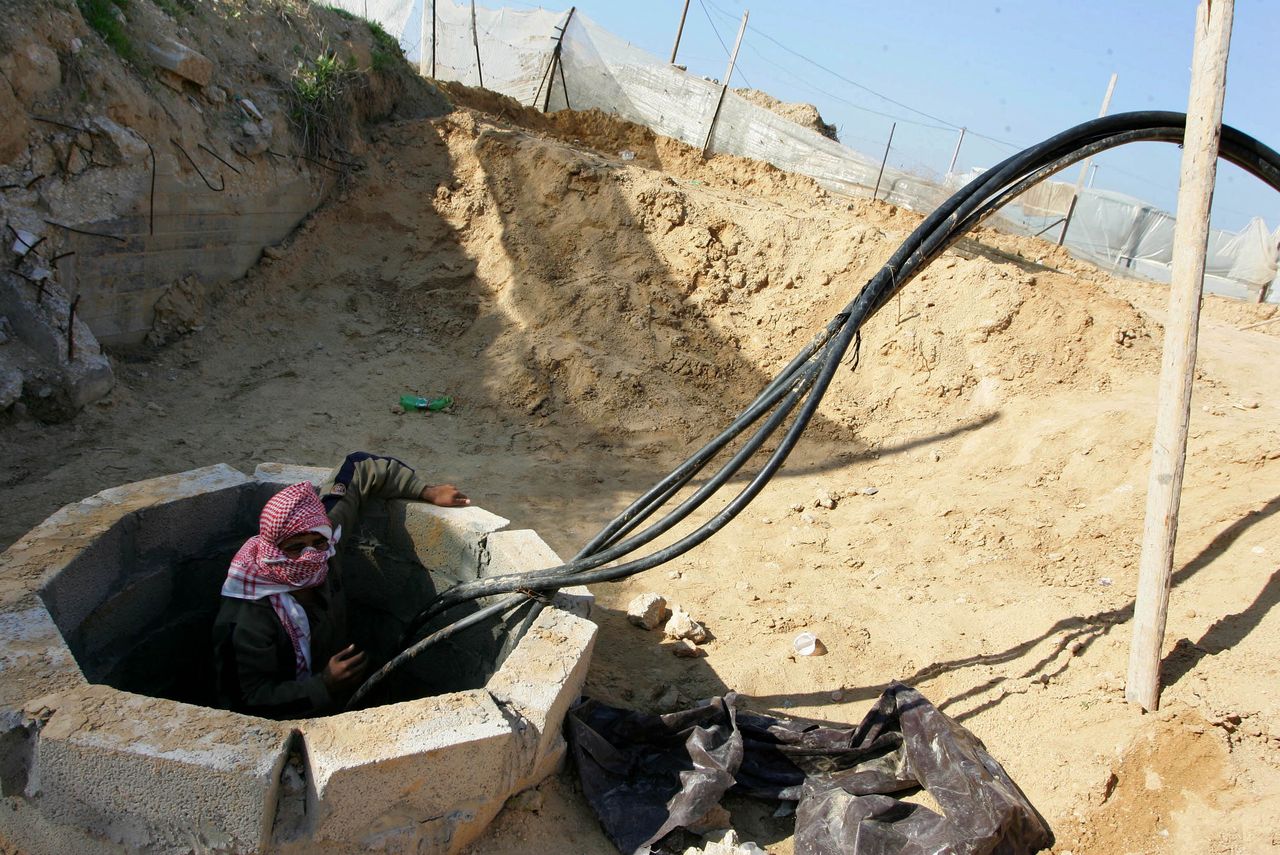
(331, 0, 1279, 303)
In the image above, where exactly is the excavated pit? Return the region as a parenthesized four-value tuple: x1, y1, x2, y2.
(0, 463, 595, 853)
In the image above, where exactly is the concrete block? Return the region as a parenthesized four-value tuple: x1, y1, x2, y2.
(253, 463, 331, 486)
(91, 464, 251, 510)
(131, 481, 250, 569)
(302, 690, 516, 852)
(481, 528, 562, 578)
(388, 503, 509, 584)
(485, 606, 597, 791)
(37, 466, 250, 632)
(1, 461, 595, 852)
(0, 601, 82, 709)
(482, 529, 593, 617)
(144, 39, 213, 87)
(36, 520, 130, 637)
(30, 685, 292, 852)
(73, 567, 173, 663)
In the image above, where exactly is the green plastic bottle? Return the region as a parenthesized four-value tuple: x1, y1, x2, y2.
(400, 394, 452, 412)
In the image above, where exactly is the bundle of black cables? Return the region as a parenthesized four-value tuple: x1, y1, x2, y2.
(347, 111, 1280, 709)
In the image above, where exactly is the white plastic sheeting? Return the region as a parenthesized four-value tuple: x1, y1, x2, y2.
(1001, 182, 1279, 300)
(327, 0, 1278, 303)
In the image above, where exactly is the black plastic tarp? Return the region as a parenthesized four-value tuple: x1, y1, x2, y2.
(567, 682, 1053, 855)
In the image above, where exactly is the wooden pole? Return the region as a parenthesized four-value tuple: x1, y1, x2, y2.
(536, 7, 576, 112)
(873, 122, 896, 201)
(1058, 72, 1118, 246)
(721, 10, 747, 87)
(670, 0, 691, 65)
(471, 0, 484, 90)
(946, 126, 966, 176)
(1238, 314, 1280, 331)
(700, 10, 748, 155)
(1126, 0, 1233, 712)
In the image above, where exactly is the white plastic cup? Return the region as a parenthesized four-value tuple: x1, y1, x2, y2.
(793, 632, 826, 656)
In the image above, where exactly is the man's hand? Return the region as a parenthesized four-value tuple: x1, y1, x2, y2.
(321, 644, 368, 697)
(421, 484, 471, 507)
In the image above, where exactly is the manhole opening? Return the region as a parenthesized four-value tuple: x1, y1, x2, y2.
(39, 480, 522, 714)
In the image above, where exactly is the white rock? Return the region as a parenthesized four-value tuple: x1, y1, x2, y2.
(664, 605, 709, 643)
(146, 38, 214, 87)
(91, 117, 149, 165)
(626, 592, 669, 630)
(11, 229, 39, 256)
(671, 639, 703, 658)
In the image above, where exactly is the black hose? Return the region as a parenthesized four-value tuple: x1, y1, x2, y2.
(350, 111, 1280, 708)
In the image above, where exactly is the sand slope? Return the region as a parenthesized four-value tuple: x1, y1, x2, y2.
(2, 88, 1278, 854)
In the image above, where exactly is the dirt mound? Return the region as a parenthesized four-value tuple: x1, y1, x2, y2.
(1, 33, 1278, 855)
(734, 87, 839, 141)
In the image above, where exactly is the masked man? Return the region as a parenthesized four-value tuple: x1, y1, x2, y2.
(212, 452, 469, 718)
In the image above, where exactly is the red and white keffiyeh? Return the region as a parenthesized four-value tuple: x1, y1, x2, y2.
(222, 481, 341, 678)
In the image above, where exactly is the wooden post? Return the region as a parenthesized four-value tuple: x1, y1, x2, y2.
(1126, 0, 1233, 712)
(535, 8, 576, 112)
(700, 10, 748, 155)
(470, 0, 484, 90)
(873, 122, 896, 201)
(1058, 72, 1118, 246)
(670, 0, 691, 65)
(946, 127, 966, 176)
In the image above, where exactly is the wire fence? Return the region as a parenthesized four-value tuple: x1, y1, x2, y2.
(332, 0, 1279, 303)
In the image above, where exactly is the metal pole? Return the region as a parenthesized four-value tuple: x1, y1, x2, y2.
(700, 10, 748, 155)
(1088, 163, 1100, 188)
(471, 0, 483, 90)
(1059, 71, 1118, 246)
(1126, 0, 1233, 713)
(431, 0, 437, 78)
(670, 0, 691, 65)
(872, 122, 896, 201)
(946, 126, 966, 176)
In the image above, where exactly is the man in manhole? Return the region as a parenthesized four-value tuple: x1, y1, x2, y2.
(212, 452, 470, 718)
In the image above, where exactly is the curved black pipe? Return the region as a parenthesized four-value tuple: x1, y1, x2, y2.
(351, 112, 1280, 708)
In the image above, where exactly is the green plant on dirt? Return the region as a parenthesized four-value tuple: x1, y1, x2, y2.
(320, 4, 357, 21)
(318, 5, 405, 73)
(288, 50, 360, 154)
(154, 0, 198, 17)
(77, 0, 137, 61)
(366, 19, 404, 73)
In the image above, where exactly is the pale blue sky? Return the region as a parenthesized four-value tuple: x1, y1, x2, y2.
(510, 0, 1279, 234)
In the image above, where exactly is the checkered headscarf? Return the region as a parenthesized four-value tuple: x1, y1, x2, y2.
(222, 482, 338, 677)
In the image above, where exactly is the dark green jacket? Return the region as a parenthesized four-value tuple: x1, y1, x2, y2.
(212, 453, 431, 718)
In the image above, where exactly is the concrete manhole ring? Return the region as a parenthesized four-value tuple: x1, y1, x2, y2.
(0, 463, 596, 853)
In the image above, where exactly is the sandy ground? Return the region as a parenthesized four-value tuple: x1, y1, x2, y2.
(2, 94, 1278, 855)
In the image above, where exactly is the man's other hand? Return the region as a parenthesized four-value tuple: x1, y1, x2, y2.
(322, 644, 368, 696)
(421, 484, 471, 507)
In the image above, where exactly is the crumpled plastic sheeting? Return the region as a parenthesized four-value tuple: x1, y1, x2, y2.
(567, 682, 1053, 855)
